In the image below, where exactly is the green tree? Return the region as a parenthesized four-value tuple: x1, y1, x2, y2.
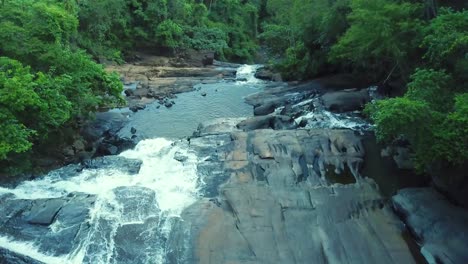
(0, 57, 72, 159)
(330, 0, 424, 81)
(421, 9, 468, 80)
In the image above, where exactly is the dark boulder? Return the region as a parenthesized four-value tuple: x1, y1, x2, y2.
(83, 156, 142, 175)
(321, 89, 370, 112)
(129, 103, 146, 112)
(430, 163, 468, 208)
(165, 101, 174, 108)
(0, 193, 96, 256)
(124, 89, 134, 97)
(236, 115, 296, 131)
(180, 50, 215, 67)
(253, 102, 277, 116)
(255, 67, 282, 82)
(393, 188, 468, 264)
(0, 248, 45, 264)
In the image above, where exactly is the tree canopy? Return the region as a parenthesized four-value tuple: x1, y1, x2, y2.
(0, 0, 467, 175)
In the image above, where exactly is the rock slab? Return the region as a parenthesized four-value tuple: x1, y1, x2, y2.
(393, 188, 468, 264)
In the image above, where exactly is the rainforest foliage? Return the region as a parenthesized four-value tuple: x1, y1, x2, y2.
(0, 0, 262, 167)
(261, 0, 467, 170)
(0, 0, 467, 173)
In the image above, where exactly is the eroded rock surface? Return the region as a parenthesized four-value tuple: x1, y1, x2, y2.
(168, 128, 418, 264)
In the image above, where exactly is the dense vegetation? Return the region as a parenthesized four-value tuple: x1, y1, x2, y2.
(0, 0, 467, 175)
(261, 0, 467, 171)
(0, 0, 262, 173)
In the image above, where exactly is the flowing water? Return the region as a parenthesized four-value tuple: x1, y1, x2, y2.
(0, 139, 199, 263)
(0, 65, 264, 264)
(118, 65, 264, 140)
(0, 65, 389, 263)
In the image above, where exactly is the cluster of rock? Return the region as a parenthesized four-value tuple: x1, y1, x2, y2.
(168, 125, 417, 263)
(167, 78, 468, 264)
(106, 53, 238, 113)
(54, 52, 238, 170)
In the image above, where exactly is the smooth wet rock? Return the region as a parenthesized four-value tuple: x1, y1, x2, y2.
(26, 199, 67, 225)
(113, 217, 160, 263)
(236, 115, 296, 131)
(321, 89, 370, 112)
(253, 102, 277, 116)
(165, 101, 174, 108)
(0, 248, 45, 264)
(83, 156, 142, 174)
(0, 193, 96, 256)
(393, 188, 468, 264)
(72, 139, 86, 153)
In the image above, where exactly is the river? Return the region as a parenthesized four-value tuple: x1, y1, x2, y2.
(0, 65, 428, 264)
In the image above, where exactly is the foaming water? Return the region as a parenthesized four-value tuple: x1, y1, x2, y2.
(295, 110, 372, 132)
(0, 138, 200, 264)
(235, 64, 263, 84)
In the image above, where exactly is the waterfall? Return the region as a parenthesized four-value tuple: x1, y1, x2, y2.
(235, 64, 263, 84)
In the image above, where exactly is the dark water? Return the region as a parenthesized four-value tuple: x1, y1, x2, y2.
(361, 134, 430, 197)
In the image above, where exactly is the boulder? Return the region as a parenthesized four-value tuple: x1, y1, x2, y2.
(165, 101, 174, 108)
(83, 156, 142, 175)
(321, 89, 370, 112)
(393, 188, 468, 264)
(180, 50, 215, 67)
(254, 67, 275, 81)
(430, 163, 468, 208)
(0, 193, 96, 256)
(236, 115, 296, 131)
(253, 102, 277, 116)
(124, 89, 134, 97)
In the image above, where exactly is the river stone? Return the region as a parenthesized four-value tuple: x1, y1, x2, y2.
(169, 129, 417, 264)
(393, 188, 468, 264)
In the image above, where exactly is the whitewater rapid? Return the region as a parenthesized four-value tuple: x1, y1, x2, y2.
(0, 138, 200, 264)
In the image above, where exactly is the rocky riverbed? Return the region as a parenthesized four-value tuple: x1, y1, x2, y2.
(0, 60, 467, 264)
